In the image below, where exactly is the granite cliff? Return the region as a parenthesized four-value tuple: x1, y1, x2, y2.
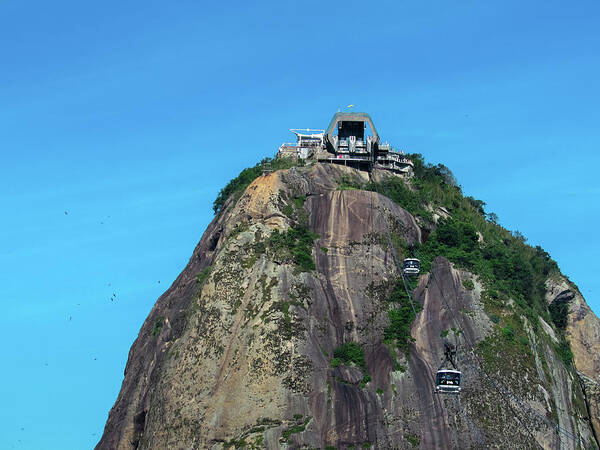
(97, 159, 600, 449)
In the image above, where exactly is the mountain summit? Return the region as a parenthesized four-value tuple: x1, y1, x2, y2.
(97, 114, 600, 449)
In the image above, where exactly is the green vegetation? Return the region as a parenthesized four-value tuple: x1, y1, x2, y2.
(382, 279, 421, 356)
(224, 438, 247, 449)
(336, 173, 363, 190)
(330, 342, 372, 388)
(360, 375, 371, 388)
(406, 434, 420, 447)
(501, 324, 515, 340)
(262, 191, 318, 272)
(196, 266, 212, 286)
(555, 338, 574, 368)
(152, 317, 164, 336)
(376, 388, 384, 395)
(213, 157, 300, 214)
(331, 342, 367, 371)
(283, 195, 307, 218)
(279, 417, 311, 443)
(268, 224, 318, 272)
(365, 176, 433, 221)
(549, 299, 570, 330)
(462, 278, 475, 290)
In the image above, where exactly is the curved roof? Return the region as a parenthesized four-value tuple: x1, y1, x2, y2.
(324, 112, 379, 142)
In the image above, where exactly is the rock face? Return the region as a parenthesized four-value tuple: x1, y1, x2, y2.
(546, 278, 600, 445)
(97, 163, 600, 449)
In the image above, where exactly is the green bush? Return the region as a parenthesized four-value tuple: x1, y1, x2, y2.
(332, 342, 367, 370)
(360, 375, 371, 388)
(462, 279, 475, 290)
(365, 176, 432, 221)
(549, 300, 570, 331)
(555, 339, 574, 368)
(501, 324, 515, 340)
(406, 434, 420, 447)
(269, 224, 318, 272)
(152, 317, 164, 336)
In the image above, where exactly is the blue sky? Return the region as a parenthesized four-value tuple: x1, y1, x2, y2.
(1, 1, 599, 448)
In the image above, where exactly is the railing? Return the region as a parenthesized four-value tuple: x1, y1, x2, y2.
(327, 154, 372, 161)
(378, 154, 413, 165)
(279, 143, 323, 151)
(375, 162, 412, 172)
(336, 149, 369, 154)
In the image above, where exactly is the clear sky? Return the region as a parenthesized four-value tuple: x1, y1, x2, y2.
(1, 1, 599, 448)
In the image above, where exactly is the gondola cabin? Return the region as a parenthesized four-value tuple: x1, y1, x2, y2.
(435, 369, 461, 394)
(403, 258, 421, 275)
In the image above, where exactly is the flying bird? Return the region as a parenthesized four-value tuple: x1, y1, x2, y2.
(347, 104, 354, 108)
(64, 211, 68, 215)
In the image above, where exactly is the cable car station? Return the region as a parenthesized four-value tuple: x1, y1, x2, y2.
(277, 112, 414, 175)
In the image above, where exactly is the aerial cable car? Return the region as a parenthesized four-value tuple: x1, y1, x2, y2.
(403, 258, 421, 275)
(435, 342, 462, 394)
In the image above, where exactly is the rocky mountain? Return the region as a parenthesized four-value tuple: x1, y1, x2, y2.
(97, 158, 600, 449)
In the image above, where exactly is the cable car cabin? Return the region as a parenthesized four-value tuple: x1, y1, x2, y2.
(435, 369, 461, 394)
(403, 258, 421, 275)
